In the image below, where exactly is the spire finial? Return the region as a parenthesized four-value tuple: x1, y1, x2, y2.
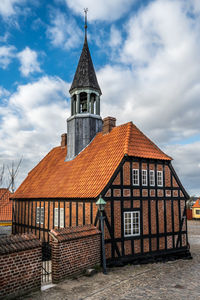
(84, 8, 88, 39)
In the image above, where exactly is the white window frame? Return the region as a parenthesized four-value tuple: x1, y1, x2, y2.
(157, 171, 163, 187)
(142, 169, 147, 186)
(196, 209, 200, 215)
(54, 208, 64, 228)
(124, 211, 140, 237)
(36, 207, 44, 224)
(149, 170, 155, 186)
(132, 169, 139, 186)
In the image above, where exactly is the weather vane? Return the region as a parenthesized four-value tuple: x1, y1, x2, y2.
(84, 8, 88, 38)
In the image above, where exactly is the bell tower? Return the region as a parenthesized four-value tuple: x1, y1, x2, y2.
(66, 9, 103, 161)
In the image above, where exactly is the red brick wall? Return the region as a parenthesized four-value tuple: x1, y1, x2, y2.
(50, 226, 101, 283)
(14, 200, 98, 243)
(103, 159, 188, 260)
(0, 235, 41, 299)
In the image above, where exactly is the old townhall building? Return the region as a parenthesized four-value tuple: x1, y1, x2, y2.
(12, 21, 190, 265)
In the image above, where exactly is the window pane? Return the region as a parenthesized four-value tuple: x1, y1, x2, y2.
(142, 170, 147, 185)
(60, 208, 64, 227)
(54, 208, 58, 226)
(157, 171, 163, 186)
(36, 207, 40, 224)
(124, 211, 140, 236)
(40, 207, 44, 224)
(150, 170, 155, 186)
(133, 169, 139, 185)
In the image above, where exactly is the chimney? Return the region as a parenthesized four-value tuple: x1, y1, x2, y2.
(61, 133, 67, 148)
(102, 117, 116, 134)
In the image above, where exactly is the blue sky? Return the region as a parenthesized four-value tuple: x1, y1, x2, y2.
(0, 0, 200, 196)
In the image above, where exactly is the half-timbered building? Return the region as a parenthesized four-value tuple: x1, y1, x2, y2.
(12, 22, 190, 265)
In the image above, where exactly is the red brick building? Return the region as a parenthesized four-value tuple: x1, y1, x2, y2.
(0, 188, 12, 236)
(12, 23, 190, 265)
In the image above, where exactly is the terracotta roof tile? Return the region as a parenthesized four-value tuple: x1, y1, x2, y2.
(0, 189, 12, 221)
(193, 198, 200, 208)
(13, 122, 171, 199)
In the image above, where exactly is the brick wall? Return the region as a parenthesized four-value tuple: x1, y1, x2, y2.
(103, 158, 188, 261)
(0, 234, 41, 300)
(50, 225, 101, 283)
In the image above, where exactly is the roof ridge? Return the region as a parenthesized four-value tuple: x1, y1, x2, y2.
(124, 122, 132, 155)
(132, 123, 172, 160)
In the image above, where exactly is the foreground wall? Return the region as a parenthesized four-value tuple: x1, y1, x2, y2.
(0, 234, 41, 300)
(50, 225, 101, 283)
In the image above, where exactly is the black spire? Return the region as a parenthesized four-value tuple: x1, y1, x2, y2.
(69, 9, 102, 95)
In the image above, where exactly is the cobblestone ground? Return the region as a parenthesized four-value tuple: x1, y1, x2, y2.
(21, 220, 200, 300)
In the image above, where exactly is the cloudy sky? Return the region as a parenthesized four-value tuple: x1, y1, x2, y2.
(0, 0, 199, 196)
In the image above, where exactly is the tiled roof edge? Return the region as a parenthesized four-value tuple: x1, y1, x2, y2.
(132, 123, 172, 160)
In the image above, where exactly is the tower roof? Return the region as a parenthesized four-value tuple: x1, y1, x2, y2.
(69, 36, 102, 95)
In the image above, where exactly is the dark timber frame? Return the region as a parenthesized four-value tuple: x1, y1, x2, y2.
(12, 156, 190, 265)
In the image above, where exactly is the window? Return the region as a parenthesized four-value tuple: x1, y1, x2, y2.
(196, 210, 200, 215)
(142, 170, 147, 186)
(36, 207, 44, 224)
(157, 171, 163, 186)
(149, 170, 155, 186)
(124, 211, 140, 237)
(54, 208, 64, 227)
(132, 169, 139, 185)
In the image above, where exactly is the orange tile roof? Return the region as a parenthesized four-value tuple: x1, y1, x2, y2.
(193, 198, 200, 208)
(0, 189, 12, 221)
(13, 122, 171, 199)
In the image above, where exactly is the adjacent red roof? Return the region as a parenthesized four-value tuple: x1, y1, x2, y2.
(0, 189, 12, 221)
(13, 122, 171, 199)
(193, 198, 200, 208)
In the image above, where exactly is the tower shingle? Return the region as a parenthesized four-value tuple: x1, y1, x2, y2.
(69, 37, 102, 94)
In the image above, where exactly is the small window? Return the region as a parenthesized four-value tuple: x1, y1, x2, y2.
(149, 170, 155, 186)
(157, 171, 163, 186)
(132, 169, 139, 185)
(124, 211, 140, 237)
(142, 170, 147, 186)
(54, 208, 64, 227)
(196, 210, 200, 215)
(36, 207, 44, 224)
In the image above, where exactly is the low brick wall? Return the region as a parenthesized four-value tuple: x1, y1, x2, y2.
(0, 233, 41, 300)
(50, 225, 101, 283)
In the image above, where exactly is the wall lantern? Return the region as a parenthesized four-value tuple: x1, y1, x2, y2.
(96, 195, 106, 212)
(96, 195, 107, 275)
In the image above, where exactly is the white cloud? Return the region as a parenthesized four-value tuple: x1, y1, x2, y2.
(0, 32, 10, 42)
(164, 142, 200, 197)
(96, 0, 200, 195)
(0, 86, 10, 98)
(17, 47, 42, 77)
(0, 0, 26, 18)
(98, 0, 200, 142)
(0, 76, 70, 188)
(47, 10, 82, 50)
(109, 25, 122, 47)
(0, 45, 16, 69)
(64, 0, 136, 22)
